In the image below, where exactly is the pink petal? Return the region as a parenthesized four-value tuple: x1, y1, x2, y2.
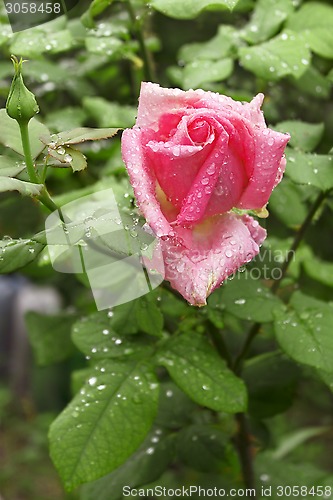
(158, 213, 266, 306)
(237, 128, 290, 209)
(121, 128, 172, 237)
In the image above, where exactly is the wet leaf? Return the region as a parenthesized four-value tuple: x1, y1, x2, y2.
(0, 155, 26, 177)
(274, 120, 324, 152)
(0, 238, 45, 273)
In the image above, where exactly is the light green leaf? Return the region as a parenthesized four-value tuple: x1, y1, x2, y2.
(45, 107, 87, 132)
(0, 238, 45, 274)
(239, 31, 311, 81)
(0, 155, 26, 177)
(269, 179, 308, 229)
(72, 311, 154, 360)
(81, 0, 115, 28)
(47, 145, 87, 172)
(85, 36, 123, 57)
(272, 427, 330, 460)
(0, 177, 43, 196)
(243, 0, 294, 44)
(292, 65, 332, 100)
(0, 109, 50, 158)
(210, 274, 284, 323)
(49, 359, 159, 490)
(26, 312, 77, 366)
(80, 429, 174, 500)
(10, 29, 73, 57)
(23, 60, 70, 85)
(286, 1, 333, 58)
(83, 98, 136, 128)
(274, 291, 333, 372)
(179, 25, 239, 63)
(274, 120, 324, 152)
(182, 58, 233, 89)
(286, 149, 333, 191)
(150, 0, 240, 19)
(57, 127, 119, 145)
(157, 331, 247, 413)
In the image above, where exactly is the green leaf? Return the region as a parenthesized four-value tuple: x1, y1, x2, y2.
(285, 1, 333, 58)
(291, 65, 332, 100)
(0, 109, 50, 158)
(317, 369, 333, 393)
(111, 295, 163, 337)
(49, 359, 159, 490)
(274, 291, 333, 372)
(274, 120, 324, 152)
(243, 0, 294, 44)
(72, 311, 154, 360)
(0, 177, 43, 196)
(56, 127, 119, 145)
(243, 352, 300, 419)
(26, 312, 77, 366)
(45, 107, 88, 132)
(80, 429, 174, 500)
(85, 37, 124, 57)
(10, 29, 73, 57)
(256, 453, 333, 495)
(272, 427, 330, 460)
(302, 248, 333, 288)
(286, 149, 333, 191)
(150, 0, 240, 19)
(155, 382, 196, 429)
(83, 98, 136, 128)
(0, 238, 44, 273)
(47, 145, 87, 172)
(157, 331, 247, 413)
(269, 179, 308, 229)
(176, 424, 227, 472)
(81, 0, 115, 28)
(0, 155, 26, 177)
(239, 31, 311, 81)
(179, 25, 239, 63)
(210, 274, 284, 323)
(182, 59, 233, 89)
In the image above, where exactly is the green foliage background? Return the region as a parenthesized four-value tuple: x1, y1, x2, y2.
(0, 0, 333, 498)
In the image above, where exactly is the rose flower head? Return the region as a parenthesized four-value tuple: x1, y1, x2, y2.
(121, 83, 289, 306)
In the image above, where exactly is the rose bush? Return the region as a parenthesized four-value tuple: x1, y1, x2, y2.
(122, 83, 289, 305)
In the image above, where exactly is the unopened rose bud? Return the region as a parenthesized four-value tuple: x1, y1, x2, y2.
(6, 55, 39, 124)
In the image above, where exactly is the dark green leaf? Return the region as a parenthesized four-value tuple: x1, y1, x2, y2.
(269, 179, 308, 229)
(150, 0, 240, 19)
(49, 359, 159, 490)
(80, 429, 174, 500)
(0, 238, 45, 273)
(243, 352, 300, 418)
(291, 65, 331, 100)
(72, 311, 154, 360)
(0, 155, 26, 177)
(274, 291, 333, 372)
(176, 424, 227, 472)
(155, 382, 196, 429)
(274, 120, 324, 152)
(157, 331, 247, 413)
(47, 145, 87, 172)
(0, 109, 50, 158)
(111, 295, 163, 337)
(26, 312, 77, 366)
(243, 0, 294, 44)
(239, 31, 311, 81)
(210, 274, 284, 323)
(286, 149, 333, 191)
(302, 248, 333, 288)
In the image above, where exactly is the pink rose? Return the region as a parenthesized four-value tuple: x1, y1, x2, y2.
(121, 83, 289, 306)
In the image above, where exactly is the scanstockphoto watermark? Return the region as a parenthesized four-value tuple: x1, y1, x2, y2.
(123, 486, 257, 497)
(230, 248, 297, 281)
(2, 0, 80, 32)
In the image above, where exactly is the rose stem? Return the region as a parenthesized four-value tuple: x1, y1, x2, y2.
(126, 0, 156, 83)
